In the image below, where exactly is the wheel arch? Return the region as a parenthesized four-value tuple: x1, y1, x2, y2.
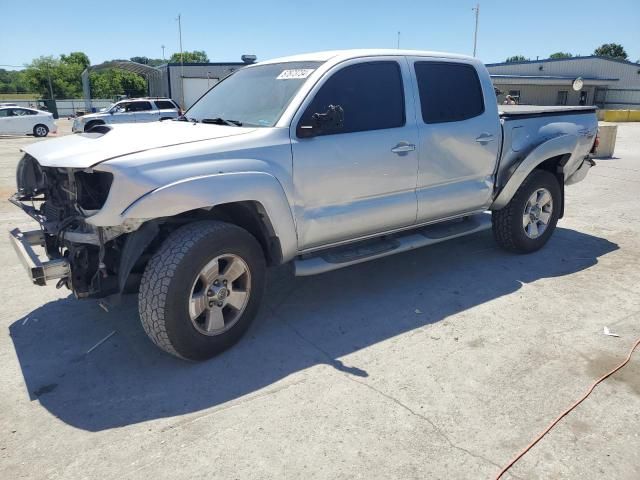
(121, 171, 298, 264)
(491, 134, 578, 211)
(84, 119, 106, 132)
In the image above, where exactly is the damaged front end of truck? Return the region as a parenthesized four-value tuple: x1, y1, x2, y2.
(9, 153, 151, 299)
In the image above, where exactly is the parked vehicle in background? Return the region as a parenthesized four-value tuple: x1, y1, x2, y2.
(0, 107, 57, 137)
(72, 97, 181, 132)
(10, 49, 597, 361)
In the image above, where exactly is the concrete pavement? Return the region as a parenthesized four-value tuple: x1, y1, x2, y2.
(1, 120, 638, 479)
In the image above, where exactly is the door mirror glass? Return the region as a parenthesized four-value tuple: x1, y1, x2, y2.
(297, 104, 344, 138)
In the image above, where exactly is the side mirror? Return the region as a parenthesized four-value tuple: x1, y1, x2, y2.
(297, 104, 344, 138)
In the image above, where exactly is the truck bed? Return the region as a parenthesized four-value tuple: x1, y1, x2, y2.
(499, 105, 597, 119)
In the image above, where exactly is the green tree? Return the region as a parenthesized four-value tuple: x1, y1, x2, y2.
(169, 50, 209, 63)
(593, 43, 628, 60)
(0, 69, 31, 94)
(505, 55, 529, 63)
(549, 52, 573, 59)
(23, 52, 91, 98)
(89, 69, 146, 98)
(60, 52, 90, 70)
(130, 56, 165, 67)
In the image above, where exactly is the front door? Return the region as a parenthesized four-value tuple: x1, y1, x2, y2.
(408, 59, 501, 222)
(109, 102, 138, 124)
(290, 58, 419, 250)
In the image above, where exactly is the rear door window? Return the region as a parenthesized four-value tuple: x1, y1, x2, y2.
(414, 62, 484, 124)
(130, 101, 152, 112)
(300, 61, 405, 135)
(155, 100, 178, 110)
(12, 108, 34, 116)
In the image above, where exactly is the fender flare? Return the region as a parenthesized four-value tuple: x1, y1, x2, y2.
(491, 134, 578, 210)
(121, 171, 298, 262)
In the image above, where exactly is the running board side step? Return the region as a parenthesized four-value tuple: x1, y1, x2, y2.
(294, 213, 492, 276)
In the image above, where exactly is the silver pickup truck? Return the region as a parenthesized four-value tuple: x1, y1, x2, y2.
(9, 49, 597, 360)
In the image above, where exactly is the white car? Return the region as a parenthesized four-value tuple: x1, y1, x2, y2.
(72, 98, 181, 133)
(0, 107, 57, 137)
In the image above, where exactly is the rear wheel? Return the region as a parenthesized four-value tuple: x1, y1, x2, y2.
(138, 221, 266, 361)
(33, 124, 49, 137)
(492, 169, 561, 253)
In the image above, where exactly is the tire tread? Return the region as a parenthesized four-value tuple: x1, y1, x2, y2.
(492, 169, 560, 253)
(138, 221, 242, 359)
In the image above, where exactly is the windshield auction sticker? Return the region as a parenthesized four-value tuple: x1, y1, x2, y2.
(276, 69, 315, 80)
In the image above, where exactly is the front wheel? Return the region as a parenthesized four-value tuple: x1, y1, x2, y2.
(492, 169, 561, 253)
(138, 221, 266, 360)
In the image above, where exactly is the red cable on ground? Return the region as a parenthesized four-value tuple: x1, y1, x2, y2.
(495, 335, 640, 480)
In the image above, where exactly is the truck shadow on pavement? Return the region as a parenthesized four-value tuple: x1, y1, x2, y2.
(9, 227, 618, 432)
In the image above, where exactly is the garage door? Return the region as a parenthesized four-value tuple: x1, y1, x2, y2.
(183, 77, 219, 109)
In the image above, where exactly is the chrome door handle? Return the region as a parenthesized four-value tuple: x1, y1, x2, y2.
(391, 143, 416, 154)
(475, 133, 494, 144)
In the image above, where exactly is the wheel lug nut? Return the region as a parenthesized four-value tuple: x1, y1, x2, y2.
(208, 301, 214, 307)
(223, 280, 228, 286)
(217, 301, 223, 307)
(206, 289, 213, 297)
(214, 280, 219, 286)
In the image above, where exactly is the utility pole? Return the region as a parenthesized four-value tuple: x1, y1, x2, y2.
(472, 3, 480, 57)
(397, 31, 401, 49)
(47, 68, 54, 101)
(177, 14, 185, 109)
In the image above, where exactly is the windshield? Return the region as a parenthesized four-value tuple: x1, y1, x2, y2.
(186, 61, 323, 127)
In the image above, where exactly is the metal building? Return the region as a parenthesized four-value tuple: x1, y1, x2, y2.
(486, 56, 640, 108)
(149, 57, 256, 109)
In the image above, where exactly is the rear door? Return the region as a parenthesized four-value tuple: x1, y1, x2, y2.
(290, 57, 419, 249)
(408, 59, 501, 222)
(11, 108, 35, 134)
(131, 101, 157, 122)
(154, 99, 180, 119)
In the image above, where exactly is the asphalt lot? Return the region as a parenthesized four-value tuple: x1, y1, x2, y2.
(0, 119, 639, 479)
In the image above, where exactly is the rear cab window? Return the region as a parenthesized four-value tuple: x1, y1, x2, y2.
(414, 61, 484, 123)
(299, 61, 405, 135)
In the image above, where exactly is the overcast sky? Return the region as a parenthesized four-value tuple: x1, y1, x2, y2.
(1, 0, 639, 68)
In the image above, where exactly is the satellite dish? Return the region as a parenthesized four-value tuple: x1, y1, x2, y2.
(572, 77, 584, 91)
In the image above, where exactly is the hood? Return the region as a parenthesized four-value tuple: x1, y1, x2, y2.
(78, 111, 106, 120)
(23, 121, 256, 169)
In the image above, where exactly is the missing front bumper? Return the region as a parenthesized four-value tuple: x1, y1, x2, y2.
(9, 228, 70, 286)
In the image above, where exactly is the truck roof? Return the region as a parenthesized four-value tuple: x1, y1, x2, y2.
(259, 49, 478, 65)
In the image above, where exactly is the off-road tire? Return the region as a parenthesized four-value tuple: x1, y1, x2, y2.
(492, 169, 561, 253)
(138, 221, 266, 360)
(33, 124, 49, 137)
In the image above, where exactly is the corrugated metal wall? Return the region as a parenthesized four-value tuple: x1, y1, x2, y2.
(487, 57, 640, 108)
(148, 64, 247, 109)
